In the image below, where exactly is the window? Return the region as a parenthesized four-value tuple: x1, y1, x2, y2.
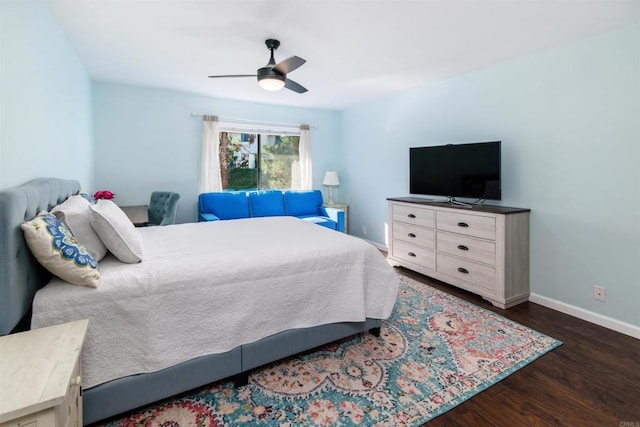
(219, 131, 301, 191)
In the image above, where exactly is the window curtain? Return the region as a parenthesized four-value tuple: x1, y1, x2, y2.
(199, 115, 222, 193)
(299, 124, 312, 190)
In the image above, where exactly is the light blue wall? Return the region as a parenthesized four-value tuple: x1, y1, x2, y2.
(340, 24, 640, 327)
(92, 82, 340, 223)
(0, 0, 93, 190)
(6, 0, 636, 330)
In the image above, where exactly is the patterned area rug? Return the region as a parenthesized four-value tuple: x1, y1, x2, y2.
(101, 276, 561, 426)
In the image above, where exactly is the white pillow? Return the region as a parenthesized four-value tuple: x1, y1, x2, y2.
(22, 212, 100, 288)
(52, 195, 107, 261)
(89, 199, 143, 263)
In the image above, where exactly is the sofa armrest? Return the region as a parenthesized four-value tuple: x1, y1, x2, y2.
(199, 212, 220, 222)
(320, 207, 345, 233)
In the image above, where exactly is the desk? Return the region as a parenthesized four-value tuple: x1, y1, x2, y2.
(121, 205, 149, 226)
(323, 202, 349, 234)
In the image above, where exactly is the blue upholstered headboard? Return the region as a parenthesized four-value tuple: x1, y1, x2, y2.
(0, 178, 81, 335)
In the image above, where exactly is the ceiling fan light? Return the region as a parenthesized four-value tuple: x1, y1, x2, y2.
(259, 77, 285, 91)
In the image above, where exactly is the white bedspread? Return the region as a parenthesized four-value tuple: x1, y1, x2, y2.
(32, 217, 399, 388)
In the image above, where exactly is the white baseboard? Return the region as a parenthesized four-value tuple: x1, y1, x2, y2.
(529, 293, 640, 340)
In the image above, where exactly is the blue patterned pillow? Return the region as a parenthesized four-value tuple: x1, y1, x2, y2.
(79, 192, 96, 204)
(21, 212, 100, 288)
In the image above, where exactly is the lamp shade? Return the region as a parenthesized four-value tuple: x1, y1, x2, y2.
(322, 171, 340, 186)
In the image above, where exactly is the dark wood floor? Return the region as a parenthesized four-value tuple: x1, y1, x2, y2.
(394, 268, 640, 426)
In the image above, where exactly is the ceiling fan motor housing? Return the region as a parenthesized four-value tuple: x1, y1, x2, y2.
(257, 66, 285, 83)
(257, 66, 285, 90)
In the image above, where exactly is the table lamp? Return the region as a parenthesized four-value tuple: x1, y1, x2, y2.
(322, 171, 340, 205)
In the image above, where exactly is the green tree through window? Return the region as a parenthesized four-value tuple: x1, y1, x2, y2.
(219, 132, 300, 191)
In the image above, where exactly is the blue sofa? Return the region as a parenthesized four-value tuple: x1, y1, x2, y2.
(198, 190, 345, 232)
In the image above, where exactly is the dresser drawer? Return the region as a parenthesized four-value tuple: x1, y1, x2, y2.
(436, 253, 496, 290)
(392, 204, 435, 228)
(436, 232, 496, 266)
(392, 240, 435, 270)
(436, 211, 496, 240)
(392, 222, 435, 249)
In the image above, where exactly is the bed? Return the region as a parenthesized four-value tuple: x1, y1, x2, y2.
(0, 178, 399, 425)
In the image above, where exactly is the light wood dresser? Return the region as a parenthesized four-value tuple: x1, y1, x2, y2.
(387, 197, 530, 308)
(0, 319, 88, 427)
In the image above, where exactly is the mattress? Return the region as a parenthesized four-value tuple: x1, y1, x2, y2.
(32, 217, 399, 388)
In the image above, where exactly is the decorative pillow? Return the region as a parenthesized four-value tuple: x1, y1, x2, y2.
(21, 212, 100, 288)
(52, 195, 107, 261)
(89, 199, 143, 263)
(79, 192, 96, 204)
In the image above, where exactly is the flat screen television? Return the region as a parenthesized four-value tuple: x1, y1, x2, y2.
(409, 141, 501, 200)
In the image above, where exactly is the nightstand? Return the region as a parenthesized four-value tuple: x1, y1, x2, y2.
(0, 319, 89, 427)
(323, 202, 349, 234)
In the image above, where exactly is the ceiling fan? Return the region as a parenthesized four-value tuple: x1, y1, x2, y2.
(208, 39, 308, 93)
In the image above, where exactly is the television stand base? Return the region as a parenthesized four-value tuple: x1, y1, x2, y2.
(447, 197, 473, 208)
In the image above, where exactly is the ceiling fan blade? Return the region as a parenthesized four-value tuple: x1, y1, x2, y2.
(285, 78, 307, 94)
(208, 74, 256, 79)
(273, 56, 306, 74)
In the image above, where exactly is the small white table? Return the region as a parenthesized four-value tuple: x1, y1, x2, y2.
(0, 319, 89, 427)
(323, 202, 349, 234)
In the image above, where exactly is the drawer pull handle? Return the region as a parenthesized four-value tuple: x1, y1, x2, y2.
(457, 222, 469, 228)
(457, 245, 469, 251)
(457, 267, 469, 274)
(408, 252, 416, 257)
(408, 214, 416, 218)
(70, 375, 82, 387)
(408, 233, 416, 238)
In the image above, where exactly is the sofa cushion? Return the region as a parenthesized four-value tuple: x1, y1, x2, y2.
(249, 191, 286, 217)
(283, 190, 323, 216)
(199, 192, 250, 220)
(298, 215, 337, 230)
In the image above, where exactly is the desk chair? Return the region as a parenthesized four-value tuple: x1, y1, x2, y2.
(148, 191, 180, 226)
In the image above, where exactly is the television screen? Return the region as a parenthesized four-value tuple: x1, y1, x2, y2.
(409, 141, 501, 200)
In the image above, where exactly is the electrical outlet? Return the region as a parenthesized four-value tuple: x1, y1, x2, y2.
(593, 286, 606, 302)
(362, 225, 367, 235)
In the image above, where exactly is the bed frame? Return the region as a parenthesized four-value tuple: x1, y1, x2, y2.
(0, 178, 381, 425)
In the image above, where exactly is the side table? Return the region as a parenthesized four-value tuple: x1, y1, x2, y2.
(0, 319, 89, 427)
(121, 205, 149, 227)
(323, 202, 349, 234)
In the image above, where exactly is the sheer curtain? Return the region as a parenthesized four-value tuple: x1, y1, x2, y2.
(299, 124, 312, 190)
(199, 115, 222, 193)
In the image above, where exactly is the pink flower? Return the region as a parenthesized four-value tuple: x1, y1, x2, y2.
(94, 190, 115, 200)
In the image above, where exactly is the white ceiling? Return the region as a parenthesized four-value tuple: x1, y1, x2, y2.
(46, 0, 639, 110)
